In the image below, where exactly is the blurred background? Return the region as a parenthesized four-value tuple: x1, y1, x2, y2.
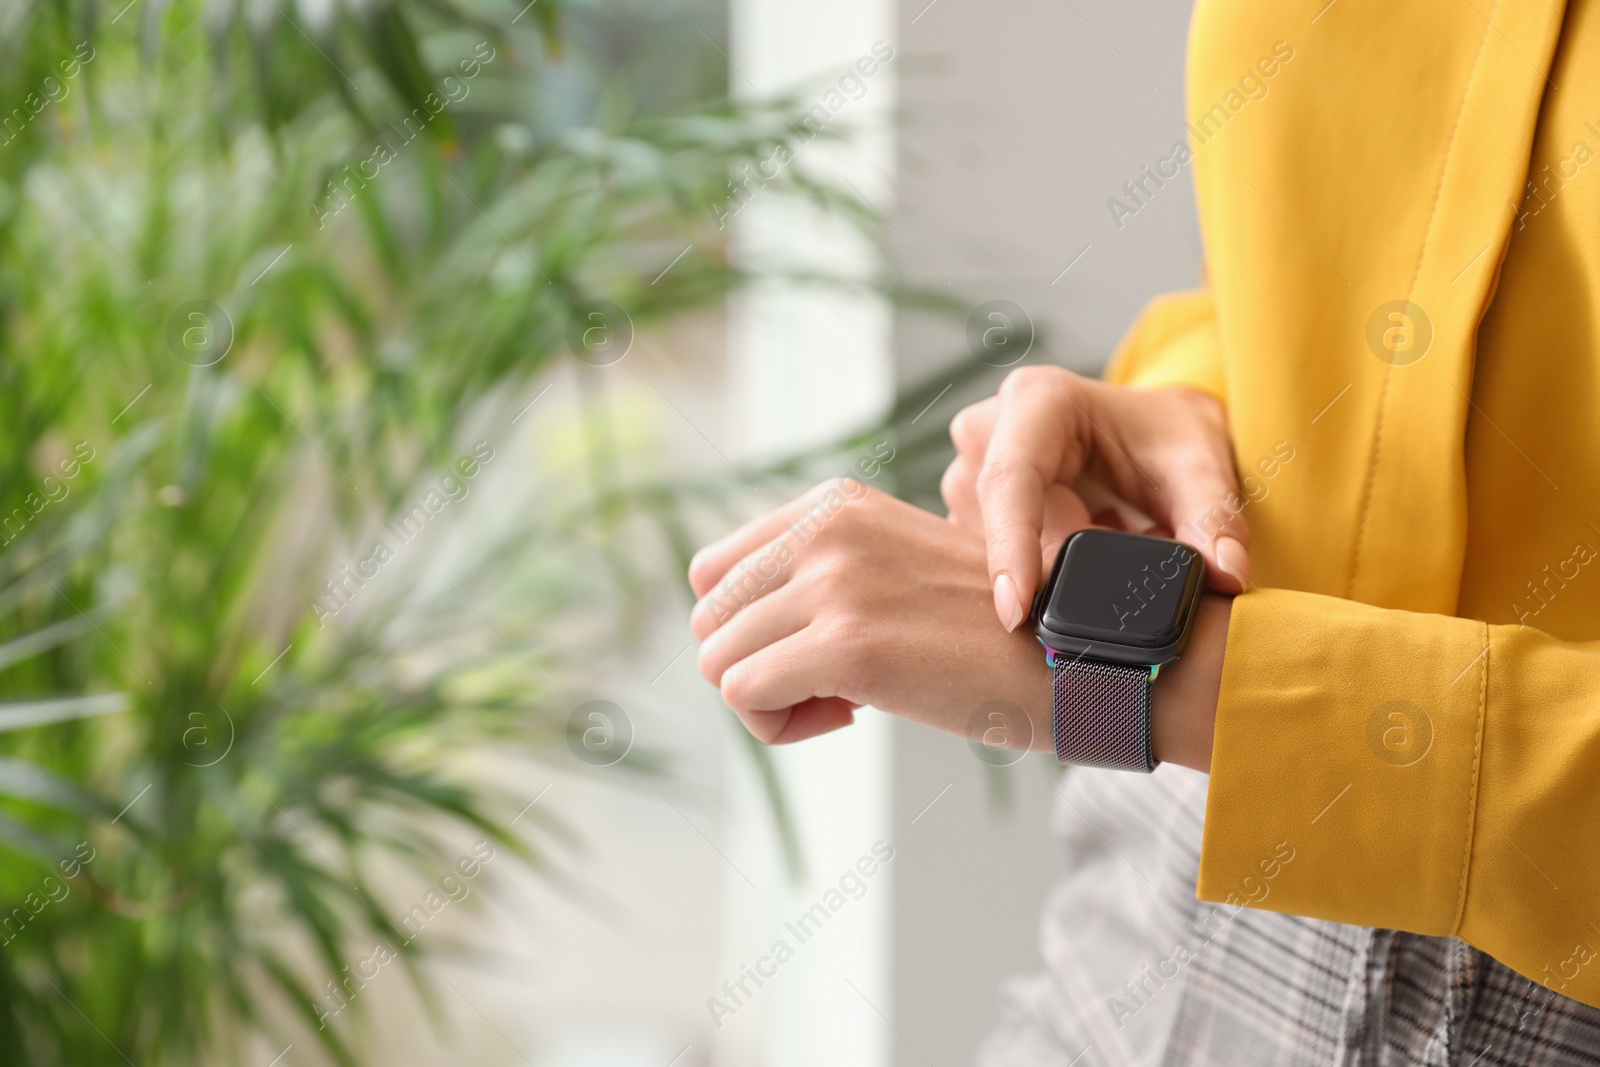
(0, 0, 1199, 1064)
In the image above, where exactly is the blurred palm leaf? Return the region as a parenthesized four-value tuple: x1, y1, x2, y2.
(0, 0, 867, 1063)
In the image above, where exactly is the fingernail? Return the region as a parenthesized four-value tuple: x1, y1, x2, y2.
(1215, 537, 1250, 590)
(993, 573, 1025, 632)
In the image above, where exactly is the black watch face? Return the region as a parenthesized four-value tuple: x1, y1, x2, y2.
(1037, 529, 1203, 649)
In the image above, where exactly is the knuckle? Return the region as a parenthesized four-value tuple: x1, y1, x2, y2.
(689, 607, 718, 644)
(709, 563, 760, 614)
(1156, 439, 1232, 489)
(695, 641, 726, 686)
(817, 615, 872, 676)
(1164, 386, 1227, 433)
(808, 552, 858, 599)
(810, 475, 873, 511)
(974, 457, 1028, 500)
(834, 474, 867, 497)
(790, 487, 854, 550)
(949, 406, 977, 451)
(940, 462, 967, 508)
(1000, 364, 1070, 399)
(999, 364, 1044, 394)
(720, 661, 761, 712)
(1176, 447, 1230, 484)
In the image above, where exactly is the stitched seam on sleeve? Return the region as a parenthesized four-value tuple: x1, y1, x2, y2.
(1452, 620, 1490, 936)
(1344, 1, 1501, 604)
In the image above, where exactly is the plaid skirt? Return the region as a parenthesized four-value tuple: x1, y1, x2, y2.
(977, 763, 1600, 1066)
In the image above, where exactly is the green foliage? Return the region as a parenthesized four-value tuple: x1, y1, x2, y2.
(0, 1, 845, 1062)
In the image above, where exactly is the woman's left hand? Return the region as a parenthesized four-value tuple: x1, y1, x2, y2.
(689, 480, 1053, 748)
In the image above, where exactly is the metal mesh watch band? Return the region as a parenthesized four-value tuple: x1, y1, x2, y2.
(1049, 653, 1158, 773)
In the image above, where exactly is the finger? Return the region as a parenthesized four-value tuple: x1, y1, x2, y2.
(690, 533, 807, 641)
(688, 503, 805, 598)
(945, 400, 997, 534)
(1080, 387, 1252, 594)
(689, 479, 869, 602)
(1077, 472, 1156, 532)
(974, 372, 1086, 630)
(949, 395, 998, 458)
(1039, 483, 1093, 564)
(952, 397, 1083, 545)
(722, 696, 857, 747)
(940, 454, 984, 535)
(1157, 452, 1253, 594)
(719, 624, 858, 735)
(767, 697, 857, 744)
(696, 582, 811, 684)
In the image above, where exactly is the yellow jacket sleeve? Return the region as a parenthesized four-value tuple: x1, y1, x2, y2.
(1201, 588, 1600, 1006)
(1101, 289, 1226, 403)
(1160, 0, 1590, 1010)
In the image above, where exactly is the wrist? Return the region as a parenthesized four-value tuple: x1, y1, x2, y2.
(1150, 593, 1230, 772)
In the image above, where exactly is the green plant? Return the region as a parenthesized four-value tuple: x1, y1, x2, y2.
(0, 2, 858, 1063)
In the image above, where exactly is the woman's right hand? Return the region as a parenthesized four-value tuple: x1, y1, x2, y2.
(940, 365, 1252, 631)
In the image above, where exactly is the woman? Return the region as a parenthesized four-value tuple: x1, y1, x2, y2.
(690, 0, 1600, 1061)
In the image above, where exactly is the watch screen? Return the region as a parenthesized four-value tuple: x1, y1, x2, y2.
(1040, 529, 1200, 646)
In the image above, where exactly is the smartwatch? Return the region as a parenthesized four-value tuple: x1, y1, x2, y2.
(1031, 528, 1205, 773)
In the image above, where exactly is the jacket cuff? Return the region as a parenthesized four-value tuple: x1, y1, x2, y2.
(1195, 588, 1487, 934)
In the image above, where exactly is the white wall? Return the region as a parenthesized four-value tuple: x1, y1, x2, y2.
(891, 0, 1203, 384)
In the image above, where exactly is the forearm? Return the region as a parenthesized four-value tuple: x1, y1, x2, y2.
(1149, 593, 1229, 773)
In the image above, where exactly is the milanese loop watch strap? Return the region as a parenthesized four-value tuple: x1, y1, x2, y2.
(1050, 654, 1158, 772)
